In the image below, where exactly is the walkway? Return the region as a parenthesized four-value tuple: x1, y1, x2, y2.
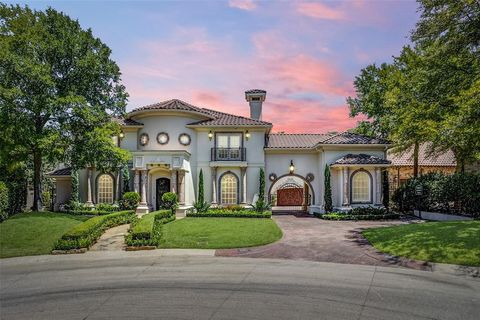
(216, 215, 428, 269)
(90, 224, 130, 251)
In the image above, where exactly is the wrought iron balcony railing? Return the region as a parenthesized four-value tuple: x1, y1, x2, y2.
(211, 147, 246, 161)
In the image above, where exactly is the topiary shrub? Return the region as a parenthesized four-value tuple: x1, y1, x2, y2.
(0, 182, 9, 222)
(120, 191, 140, 210)
(324, 165, 333, 213)
(161, 192, 178, 214)
(193, 169, 210, 213)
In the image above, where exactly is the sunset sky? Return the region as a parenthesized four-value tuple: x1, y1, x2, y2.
(10, 0, 419, 133)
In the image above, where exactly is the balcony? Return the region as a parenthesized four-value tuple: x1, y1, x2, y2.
(211, 147, 246, 161)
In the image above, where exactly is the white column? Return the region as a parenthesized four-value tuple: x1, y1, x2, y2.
(86, 167, 94, 207)
(375, 168, 382, 205)
(211, 167, 217, 204)
(178, 171, 185, 205)
(134, 170, 140, 194)
(171, 170, 177, 194)
(240, 167, 247, 204)
(136, 170, 149, 215)
(342, 167, 350, 206)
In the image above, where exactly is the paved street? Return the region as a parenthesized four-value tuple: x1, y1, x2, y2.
(217, 215, 428, 269)
(1, 251, 479, 320)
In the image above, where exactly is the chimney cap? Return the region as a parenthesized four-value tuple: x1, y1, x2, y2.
(245, 89, 266, 94)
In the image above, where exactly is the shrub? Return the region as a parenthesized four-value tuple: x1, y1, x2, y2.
(162, 192, 178, 213)
(253, 199, 271, 212)
(125, 209, 175, 247)
(95, 202, 118, 212)
(0, 182, 9, 222)
(71, 169, 79, 202)
(193, 169, 210, 213)
(187, 208, 271, 218)
(349, 206, 389, 216)
(392, 172, 480, 218)
(54, 210, 136, 250)
(193, 200, 210, 213)
(324, 164, 333, 212)
(120, 192, 140, 210)
(316, 206, 399, 221)
(63, 200, 89, 212)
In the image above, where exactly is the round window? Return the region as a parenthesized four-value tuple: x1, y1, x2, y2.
(178, 133, 191, 146)
(139, 133, 149, 146)
(157, 132, 169, 145)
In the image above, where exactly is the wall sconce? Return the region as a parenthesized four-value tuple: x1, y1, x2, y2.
(289, 160, 295, 174)
(119, 131, 125, 139)
(208, 130, 214, 141)
(245, 130, 251, 140)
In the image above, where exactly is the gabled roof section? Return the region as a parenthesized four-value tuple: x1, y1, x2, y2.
(130, 99, 213, 116)
(113, 116, 143, 126)
(47, 167, 72, 177)
(188, 108, 272, 127)
(319, 132, 389, 145)
(266, 133, 334, 149)
(388, 143, 456, 167)
(332, 154, 391, 166)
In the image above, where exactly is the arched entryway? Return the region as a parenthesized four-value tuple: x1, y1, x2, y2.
(268, 174, 314, 213)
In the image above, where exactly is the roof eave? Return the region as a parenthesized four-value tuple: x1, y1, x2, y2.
(331, 163, 391, 167)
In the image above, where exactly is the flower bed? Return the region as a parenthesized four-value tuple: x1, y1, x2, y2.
(54, 210, 135, 250)
(125, 209, 175, 247)
(186, 208, 271, 218)
(317, 206, 399, 221)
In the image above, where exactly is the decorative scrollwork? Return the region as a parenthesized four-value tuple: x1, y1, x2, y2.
(306, 173, 314, 182)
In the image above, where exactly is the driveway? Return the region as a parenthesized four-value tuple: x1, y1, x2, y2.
(1, 253, 479, 320)
(216, 215, 428, 269)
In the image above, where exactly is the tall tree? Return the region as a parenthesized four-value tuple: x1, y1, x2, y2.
(0, 5, 128, 210)
(324, 165, 332, 213)
(198, 169, 204, 204)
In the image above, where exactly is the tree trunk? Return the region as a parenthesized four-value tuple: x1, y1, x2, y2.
(413, 142, 420, 178)
(32, 151, 43, 211)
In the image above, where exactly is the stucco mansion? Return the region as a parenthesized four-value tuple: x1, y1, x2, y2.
(49, 90, 391, 214)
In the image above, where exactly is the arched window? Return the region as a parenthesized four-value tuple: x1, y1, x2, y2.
(97, 174, 114, 204)
(220, 173, 238, 204)
(351, 170, 371, 203)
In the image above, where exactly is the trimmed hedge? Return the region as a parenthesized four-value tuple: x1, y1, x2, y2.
(125, 210, 175, 247)
(187, 208, 272, 218)
(54, 210, 136, 250)
(64, 210, 119, 216)
(318, 213, 400, 221)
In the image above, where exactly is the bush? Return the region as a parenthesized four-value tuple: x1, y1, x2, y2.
(393, 172, 480, 218)
(349, 206, 389, 216)
(324, 164, 333, 212)
(187, 208, 271, 218)
(253, 199, 271, 212)
(161, 192, 178, 213)
(193, 200, 210, 213)
(54, 210, 136, 250)
(63, 200, 89, 212)
(316, 206, 399, 221)
(120, 191, 140, 210)
(125, 209, 175, 247)
(95, 202, 118, 212)
(0, 182, 8, 222)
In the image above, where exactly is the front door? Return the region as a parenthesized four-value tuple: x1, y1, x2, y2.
(277, 187, 304, 206)
(156, 178, 171, 210)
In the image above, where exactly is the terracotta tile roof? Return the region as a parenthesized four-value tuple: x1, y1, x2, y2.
(113, 116, 143, 126)
(333, 154, 391, 165)
(388, 143, 457, 167)
(127, 99, 271, 127)
(47, 167, 72, 176)
(321, 132, 389, 145)
(266, 133, 334, 149)
(189, 108, 272, 126)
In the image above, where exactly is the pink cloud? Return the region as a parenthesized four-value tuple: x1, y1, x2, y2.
(229, 0, 257, 11)
(296, 2, 345, 20)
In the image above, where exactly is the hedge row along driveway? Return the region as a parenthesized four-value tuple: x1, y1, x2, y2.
(0, 212, 89, 258)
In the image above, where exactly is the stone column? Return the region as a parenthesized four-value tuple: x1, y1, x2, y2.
(211, 167, 217, 204)
(342, 167, 350, 206)
(86, 167, 94, 207)
(178, 171, 185, 205)
(171, 170, 177, 194)
(134, 170, 140, 194)
(240, 167, 247, 204)
(375, 168, 382, 205)
(136, 170, 149, 215)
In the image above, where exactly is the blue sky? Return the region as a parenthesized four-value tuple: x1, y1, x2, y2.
(8, 0, 419, 132)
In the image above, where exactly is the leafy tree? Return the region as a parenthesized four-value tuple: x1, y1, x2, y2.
(324, 165, 333, 212)
(0, 5, 128, 210)
(121, 165, 130, 193)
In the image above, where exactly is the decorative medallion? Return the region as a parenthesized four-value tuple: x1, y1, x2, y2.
(178, 133, 191, 146)
(269, 173, 277, 181)
(139, 133, 149, 146)
(306, 173, 315, 182)
(157, 132, 169, 145)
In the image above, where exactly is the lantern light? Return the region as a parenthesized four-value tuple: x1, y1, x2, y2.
(208, 130, 213, 140)
(245, 130, 251, 140)
(119, 131, 125, 139)
(289, 160, 295, 174)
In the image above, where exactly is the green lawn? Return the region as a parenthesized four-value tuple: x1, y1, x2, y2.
(363, 221, 480, 266)
(159, 217, 282, 249)
(0, 212, 89, 258)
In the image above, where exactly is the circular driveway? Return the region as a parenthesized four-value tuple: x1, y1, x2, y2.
(216, 215, 427, 269)
(1, 253, 479, 320)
